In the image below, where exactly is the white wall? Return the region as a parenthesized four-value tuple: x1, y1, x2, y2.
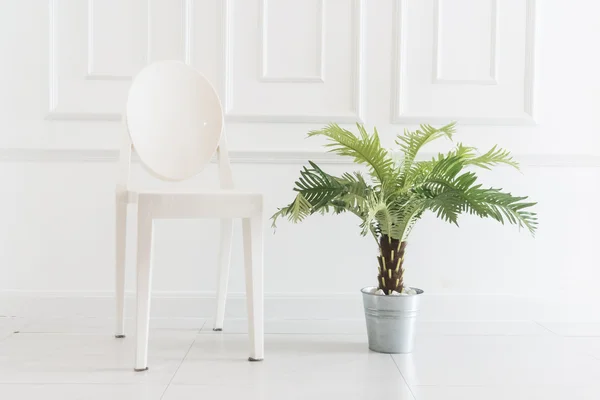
(1, 0, 599, 320)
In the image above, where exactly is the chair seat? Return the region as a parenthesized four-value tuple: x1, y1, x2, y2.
(121, 187, 263, 219)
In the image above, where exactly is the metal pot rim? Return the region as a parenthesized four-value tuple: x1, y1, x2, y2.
(360, 286, 424, 297)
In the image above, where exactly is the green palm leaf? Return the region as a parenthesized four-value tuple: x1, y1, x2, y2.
(397, 122, 456, 187)
(308, 124, 396, 184)
(466, 145, 520, 170)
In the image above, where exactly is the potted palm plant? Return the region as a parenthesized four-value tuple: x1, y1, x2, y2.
(272, 122, 537, 354)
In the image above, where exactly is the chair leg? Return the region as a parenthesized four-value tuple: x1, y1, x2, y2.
(242, 216, 264, 361)
(214, 219, 233, 331)
(135, 208, 154, 371)
(115, 194, 127, 338)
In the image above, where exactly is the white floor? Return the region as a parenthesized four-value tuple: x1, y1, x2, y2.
(1, 317, 600, 399)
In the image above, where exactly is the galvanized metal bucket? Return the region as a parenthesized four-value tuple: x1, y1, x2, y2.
(361, 286, 423, 354)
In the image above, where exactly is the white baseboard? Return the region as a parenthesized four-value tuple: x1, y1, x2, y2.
(1, 291, 596, 322)
(0, 291, 364, 320)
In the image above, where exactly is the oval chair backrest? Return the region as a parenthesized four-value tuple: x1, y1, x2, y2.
(126, 61, 224, 182)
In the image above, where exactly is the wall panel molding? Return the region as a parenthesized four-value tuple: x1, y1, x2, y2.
(432, 0, 498, 85)
(391, 0, 538, 125)
(183, 0, 194, 65)
(48, 0, 58, 116)
(85, 0, 194, 79)
(523, 0, 537, 119)
(223, 0, 365, 123)
(48, 0, 195, 121)
(45, 112, 122, 121)
(86, 0, 135, 81)
(258, 0, 325, 83)
(47, 0, 129, 120)
(0, 148, 598, 168)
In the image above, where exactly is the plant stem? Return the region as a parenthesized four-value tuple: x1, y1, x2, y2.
(376, 235, 407, 294)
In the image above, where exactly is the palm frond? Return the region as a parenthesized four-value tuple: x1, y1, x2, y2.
(271, 162, 372, 230)
(416, 165, 537, 235)
(459, 188, 538, 235)
(335, 171, 369, 198)
(294, 161, 345, 209)
(423, 192, 462, 225)
(361, 197, 402, 239)
(466, 145, 520, 170)
(271, 192, 312, 228)
(308, 124, 396, 184)
(394, 198, 426, 241)
(396, 122, 456, 186)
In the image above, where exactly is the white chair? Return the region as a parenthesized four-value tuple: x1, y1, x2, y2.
(114, 60, 264, 371)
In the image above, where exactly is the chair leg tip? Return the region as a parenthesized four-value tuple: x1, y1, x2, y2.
(248, 357, 263, 362)
(114, 334, 126, 339)
(212, 328, 223, 332)
(134, 367, 149, 372)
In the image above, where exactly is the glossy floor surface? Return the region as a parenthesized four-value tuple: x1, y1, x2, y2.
(1, 317, 600, 399)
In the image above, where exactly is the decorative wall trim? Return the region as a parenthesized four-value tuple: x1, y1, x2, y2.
(389, 0, 406, 124)
(146, 0, 152, 64)
(85, 0, 196, 77)
(0, 290, 364, 320)
(0, 290, 360, 300)
(2, 292, 592, 322)
(0, 149, 599, 168)
(389, 116, 536, 126)
(258, 0, 325, 83)
(351, 0, 365, 123)
(523, 0, 537, 119)
(183, 0, 194, 65)
(86, 0, 134, 81)
(432, 0, 498, 85)
(224, 0, 365, 123)
(45, 112, 122, 121)
(224, 114, 361, 124)
(47, 0, 126, 120)
(391, 0, 538, 125)
(48, 0, 58, 114)
(48, 0, 362, 123)
(84, 74, 132, 81)
(221, 0, 234, 113)
(48, 0, 195, 120)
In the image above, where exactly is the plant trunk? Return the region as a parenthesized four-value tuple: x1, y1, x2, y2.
(377, 235, 407, 295)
